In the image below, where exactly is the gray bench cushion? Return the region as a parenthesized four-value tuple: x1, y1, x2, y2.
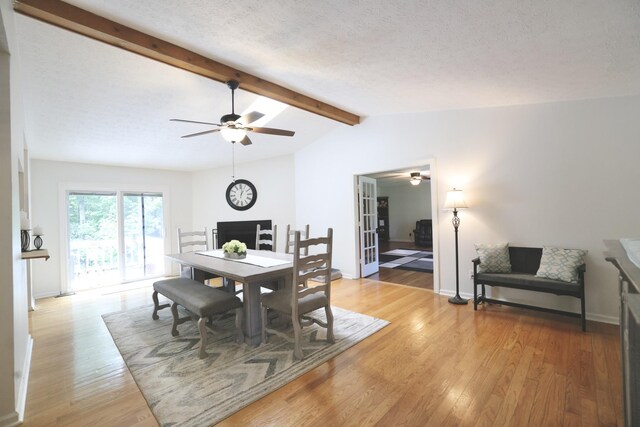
(153, 278, 242, 317)
(476, 272, 579, 294)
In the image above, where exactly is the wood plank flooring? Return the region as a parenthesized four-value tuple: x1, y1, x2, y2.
(24, 278, 622, 426)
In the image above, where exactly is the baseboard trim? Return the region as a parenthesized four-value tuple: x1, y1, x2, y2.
(587, 313, 619, 325)
(0, 412, 20, 427)
(33, 290, 60, 299)
(438, 289, 474, 300)
(16, 334, 33, 422)
(441, 291, 621, 326)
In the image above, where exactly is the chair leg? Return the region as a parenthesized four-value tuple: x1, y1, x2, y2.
(261, 307, 268, 344)
(473, 282, 478, 311)
(235, 308, 244, 343)
(171, 302, 180, 337)
(325, 305, 335, 343)
(292, 314, 304, 360)
(197, 317, 208, 359)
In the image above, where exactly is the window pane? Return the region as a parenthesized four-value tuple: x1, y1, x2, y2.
(123, 193, 164, 281)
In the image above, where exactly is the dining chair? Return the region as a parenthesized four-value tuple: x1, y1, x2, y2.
(177, 227, 218, 284)
(261, 228, 334, 360)
(285, 224, 310, 256)
(256, 224, 277, 251)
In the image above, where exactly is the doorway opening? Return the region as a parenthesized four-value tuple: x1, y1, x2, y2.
(356, 163, 438, 291)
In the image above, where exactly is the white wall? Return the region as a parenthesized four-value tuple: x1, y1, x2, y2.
(29, 160, 193, 298)
(192, 154, 296, 251)
(378, 182, 431, 241)
(296, 95, 640, 323)
(0, 0, 30, 424)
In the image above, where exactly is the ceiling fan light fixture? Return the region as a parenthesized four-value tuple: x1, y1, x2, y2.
(220, 127, 247, 142)
(410, 172, 422, 186)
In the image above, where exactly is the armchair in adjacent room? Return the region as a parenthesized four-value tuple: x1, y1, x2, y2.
(414, 219, 433, 248)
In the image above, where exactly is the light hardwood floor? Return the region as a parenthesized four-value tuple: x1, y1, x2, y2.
(24, 278, 622, 426)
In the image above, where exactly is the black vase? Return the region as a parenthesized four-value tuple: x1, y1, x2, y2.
(34, 235, 43, 250)
(21, 230, 30, 252)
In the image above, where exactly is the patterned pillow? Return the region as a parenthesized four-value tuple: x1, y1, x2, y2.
(536, 246, 587, 283)
(475, 243, 512, 273)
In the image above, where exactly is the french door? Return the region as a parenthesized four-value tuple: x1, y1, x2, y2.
(359, 176, 379, 277)
(67, 191, 165, 290)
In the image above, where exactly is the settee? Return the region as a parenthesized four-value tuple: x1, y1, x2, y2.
(473, 246, 586, 331)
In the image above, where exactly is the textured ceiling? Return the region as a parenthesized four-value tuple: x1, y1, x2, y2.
(14, 0, 640, 171)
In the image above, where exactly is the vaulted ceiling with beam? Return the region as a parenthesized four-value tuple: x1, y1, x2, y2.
(12, 0, 640, 171)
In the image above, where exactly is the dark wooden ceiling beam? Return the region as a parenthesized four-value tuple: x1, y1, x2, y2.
(13, 0, 360, 126)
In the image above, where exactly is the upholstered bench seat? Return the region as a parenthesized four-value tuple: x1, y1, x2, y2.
(152, 278, 243, 358)
(475, 272, 581, 294)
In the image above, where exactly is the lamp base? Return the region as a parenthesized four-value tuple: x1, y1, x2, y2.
(448, 294, 469, 305)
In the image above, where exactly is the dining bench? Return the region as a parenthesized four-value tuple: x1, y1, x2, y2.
(152, 277, 244, 358)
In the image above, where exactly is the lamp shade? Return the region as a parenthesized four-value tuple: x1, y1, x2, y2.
(444, 188, 468, 210)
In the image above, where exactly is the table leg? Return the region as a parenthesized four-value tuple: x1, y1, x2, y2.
(242, 281, 263, 346)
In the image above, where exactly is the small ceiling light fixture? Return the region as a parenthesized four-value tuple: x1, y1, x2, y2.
(410, 172, 422, 186)
(220, 126, 247, 143)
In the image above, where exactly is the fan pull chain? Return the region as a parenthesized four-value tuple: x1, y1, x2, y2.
(231, 142, 235, 183)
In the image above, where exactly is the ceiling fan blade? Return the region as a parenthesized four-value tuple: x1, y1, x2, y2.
(247, 126, 295, 137)
(239, 135, 252, 146)
(237, 111, 265, 125)
(181, 129, 221, 138)
(171, 118, 221, 126)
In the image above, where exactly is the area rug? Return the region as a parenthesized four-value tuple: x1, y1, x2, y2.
(380, 248, 433, 272)
(102, 305, 388, 426)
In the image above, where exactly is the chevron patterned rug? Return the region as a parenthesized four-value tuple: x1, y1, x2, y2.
(102, 304, 388, 426)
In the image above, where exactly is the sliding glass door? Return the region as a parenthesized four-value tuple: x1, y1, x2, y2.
(67, 190, 165, 291)
(123, 193, 164, 281)
(68, 192, 120, 290)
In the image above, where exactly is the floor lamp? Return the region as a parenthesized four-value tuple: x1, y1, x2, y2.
(444, 188, 468, 305)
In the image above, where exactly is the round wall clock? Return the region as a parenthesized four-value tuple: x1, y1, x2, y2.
(226, 179, 257, 211)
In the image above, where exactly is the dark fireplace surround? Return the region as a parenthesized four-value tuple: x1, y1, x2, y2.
(215, 220, 272, 250)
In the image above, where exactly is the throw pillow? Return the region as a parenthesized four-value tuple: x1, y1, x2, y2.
(475, 243, 512, 273)
(536, 246, 587, 283)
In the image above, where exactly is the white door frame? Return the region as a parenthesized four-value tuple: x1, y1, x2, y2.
(58, 182, 171, 293)
(358, 175, 379, 277)
(353, 159, 441, 293)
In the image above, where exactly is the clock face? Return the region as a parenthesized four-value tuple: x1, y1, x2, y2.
(226, 179, 257, 211)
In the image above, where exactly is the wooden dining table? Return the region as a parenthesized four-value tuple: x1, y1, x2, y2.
(165, 249, 293, 346)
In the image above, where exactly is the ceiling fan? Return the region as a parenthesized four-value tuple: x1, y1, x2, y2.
(170, 80, 295, 145)
(410, 171, 430, 186)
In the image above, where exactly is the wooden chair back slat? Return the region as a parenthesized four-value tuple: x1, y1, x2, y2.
(256, 224, 277, 252)
(285, 224, 309, 255)
(292, 228, 333, 306)
(177, 227, 209, 253)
